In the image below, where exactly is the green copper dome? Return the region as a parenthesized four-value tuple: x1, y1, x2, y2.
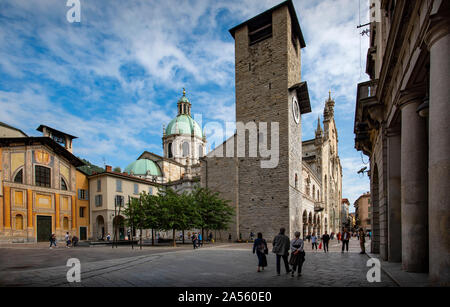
(124, 159, 162, 176)
(166, 114, 203, 138)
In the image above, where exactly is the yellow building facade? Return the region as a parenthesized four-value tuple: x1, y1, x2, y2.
(0, 125, 85, 242)
(76, 169, 90, 240)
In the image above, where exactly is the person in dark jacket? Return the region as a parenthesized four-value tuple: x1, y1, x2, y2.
(321, 231, 330, 253)
(272, 228, 291, 276)
(341, 228, 351, 252)
(289, 231, 305, 277)
(252, 232, 268, 272)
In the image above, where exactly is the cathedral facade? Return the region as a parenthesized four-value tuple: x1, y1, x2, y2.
(301, 93, 343, 236)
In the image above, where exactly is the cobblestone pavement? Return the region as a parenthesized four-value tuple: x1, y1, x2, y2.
(0, 238, 396, 287)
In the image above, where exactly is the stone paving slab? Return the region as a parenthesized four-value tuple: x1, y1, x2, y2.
(0, 240, 396, 287)
(366, 253, 433, 287)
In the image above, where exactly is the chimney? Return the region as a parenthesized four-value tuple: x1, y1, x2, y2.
(105, 165, 112, 172)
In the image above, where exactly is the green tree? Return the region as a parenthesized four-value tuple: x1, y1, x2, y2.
(140, 191, 162, 246)
(113, 166, 122, 173)
(123, 196, 146, 248)
(192, 186, 234, 242)
(158, 187, 193, 247)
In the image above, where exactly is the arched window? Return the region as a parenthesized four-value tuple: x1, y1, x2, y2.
(182, 142, 189, 157)
(63, 217, 69, 230)
(313, 185, 316, 198)
(61, 178, 68, 191)
(15, 214, 23, 230)
(168, 143, 173, 158)
(198, 144, 203, 157)
(14, 169, 23, 184)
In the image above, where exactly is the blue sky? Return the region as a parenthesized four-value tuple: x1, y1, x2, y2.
(0, 0, 371, 210)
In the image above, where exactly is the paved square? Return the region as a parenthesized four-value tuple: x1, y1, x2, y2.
(0, 238, 396, 287)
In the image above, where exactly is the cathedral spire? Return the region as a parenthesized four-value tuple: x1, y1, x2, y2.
(324, 90, 335, 121)
(316, 115, 322, 132)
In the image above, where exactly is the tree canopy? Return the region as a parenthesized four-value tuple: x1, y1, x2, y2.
(122, 185, 233, 247)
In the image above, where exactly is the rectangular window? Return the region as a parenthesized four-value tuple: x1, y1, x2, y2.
(248, 13, 272, 45)
(97, 179, 101, 192)
(79, 207, 85, 218)
(95, 195, 102, 207)
(116, 179, 122, 192)
(115, 195, 124, 207)
(134, 183, 139, 195)
(35, 165, 51, 188)
(78, 189, 88, 200)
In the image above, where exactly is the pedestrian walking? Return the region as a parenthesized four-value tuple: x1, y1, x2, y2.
(49, 233, 57, 248)
(65, 232, 71, 248)
(359, 228, 366, 254)
(306, 233, 311, 243)
(341, 228, 350, 252)
(198, 233, 203, 247)
(289, 231, 305, 277)
(72, 235, 79, 247)
(192, 233, 198, 249)
(106, 233, 111, 241)
(311, 233, 318, 250)
(208, 232, 213, 242)
(321, 231, 330, 253)
(337, 231, 341, 243)
(250, 232, 255, 241)
(228, 233, 232, 242)
(272, 228, 291, 276)
(252, 233, 268, 272)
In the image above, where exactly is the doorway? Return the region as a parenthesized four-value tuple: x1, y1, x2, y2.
(37, 215, 52, 242)
(79, 226, 87, 240)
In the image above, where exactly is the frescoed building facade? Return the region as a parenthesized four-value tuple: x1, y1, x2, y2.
(0, 124, 85, 242)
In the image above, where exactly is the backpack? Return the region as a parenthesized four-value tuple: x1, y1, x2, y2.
(258, 240, 266, 253)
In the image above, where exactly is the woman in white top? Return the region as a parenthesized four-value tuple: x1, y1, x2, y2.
(289, 231, 305, 277)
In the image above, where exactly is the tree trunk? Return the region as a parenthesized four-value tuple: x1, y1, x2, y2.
(182, 230, 185, 244)
(151, 229, 154, 246)
(172, 229, 176, 247)
(140, 227, 143, 250)
(201, 228, 204, 247)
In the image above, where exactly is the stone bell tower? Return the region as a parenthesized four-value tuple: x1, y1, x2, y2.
(229, 0, 311, 239)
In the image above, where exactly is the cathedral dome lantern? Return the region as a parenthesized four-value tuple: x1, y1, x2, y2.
(165, 89, 203, 138)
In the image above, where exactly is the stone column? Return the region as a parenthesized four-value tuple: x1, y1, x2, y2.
(71, 195, 77, 234)
(55, 193, 60, 231)
(426, 18, 450, 283)
(27, 190, 33, 228)
(3, 186, 11, 229)
(386, 127, 401, 262)
(399, 92, 428, 272)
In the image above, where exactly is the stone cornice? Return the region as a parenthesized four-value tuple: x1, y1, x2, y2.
(396, 87, 426, 109)
(3, 181, 76, 196)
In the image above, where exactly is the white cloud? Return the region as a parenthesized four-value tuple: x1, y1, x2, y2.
(0, 0, 371, 200)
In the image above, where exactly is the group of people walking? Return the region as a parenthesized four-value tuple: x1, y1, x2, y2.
(252, 227, 369, 276)
(253, 228, 306, 277)
(49, 232, 79, 248)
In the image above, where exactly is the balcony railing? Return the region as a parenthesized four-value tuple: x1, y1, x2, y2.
(314, 202, 324, 212)
(357, 80, 378, 104)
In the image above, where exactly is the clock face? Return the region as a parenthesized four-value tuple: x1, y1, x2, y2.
(292, 96, 300, 124)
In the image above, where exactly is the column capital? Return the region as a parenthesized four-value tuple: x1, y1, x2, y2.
(385, 126, 401, 137)
(396, 88, 425, 109)
(424, 13, 450, 50)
